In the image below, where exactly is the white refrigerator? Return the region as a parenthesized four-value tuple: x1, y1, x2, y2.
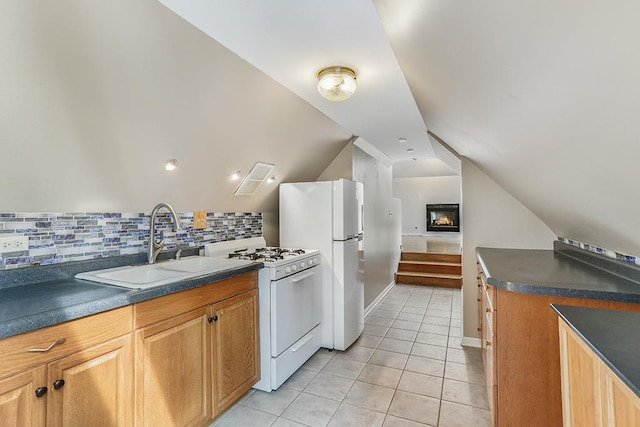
(280, 179, 364, 351)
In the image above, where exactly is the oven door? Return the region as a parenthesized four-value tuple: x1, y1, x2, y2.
(270, 265, 322, 357)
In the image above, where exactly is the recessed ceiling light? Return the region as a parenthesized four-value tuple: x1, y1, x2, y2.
(164, 159, 179, 171)
(407, 148, 414, 153)
(267, 176, 276, 183)
(231, 171, 241, 180)
(398, 137, 407, 143)
(412, 157, 418, 161)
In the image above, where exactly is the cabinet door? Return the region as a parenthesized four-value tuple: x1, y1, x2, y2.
(136, 307, 211, 427)
(46, 334, 133, 427)
(211, 289, 260, 416)
(0, 367, 46, 426)
(601, 363, 640, 426)
(559, 321, 604, 427)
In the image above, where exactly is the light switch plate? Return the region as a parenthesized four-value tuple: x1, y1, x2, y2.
(194, 211, 207, 229)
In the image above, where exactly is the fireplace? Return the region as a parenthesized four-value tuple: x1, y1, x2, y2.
(426, 204, 460, 232)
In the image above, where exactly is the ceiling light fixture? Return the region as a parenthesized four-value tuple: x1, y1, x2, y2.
(398, 137, 407, 143)
(407, 148, 414, 153)
(267, 176, 276, 183)
(164, 159, 179, 171)
(231, 171, 241, 181)
(316, 66, 357, 102)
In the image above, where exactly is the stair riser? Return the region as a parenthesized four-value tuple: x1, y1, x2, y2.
(397, 264, 461, 275)
(395, 274, 462, 288)
(401, 253, 461, 263)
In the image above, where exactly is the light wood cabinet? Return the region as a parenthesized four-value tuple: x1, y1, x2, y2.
(211, 289, 259, 416)
(476, 261, 640, 426)
(134, 272, 259, 426)
(0, 367, 46, 426)
(47, 335, 133, 426)
(135, 307, 211, 427)
(0, 306, 133, 427)
(0, 271, 259, 427)
(559, 319, 640, 427)
(477, 268, 497, 426)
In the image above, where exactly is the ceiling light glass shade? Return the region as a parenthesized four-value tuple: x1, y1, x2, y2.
(316, 66, 357, 102)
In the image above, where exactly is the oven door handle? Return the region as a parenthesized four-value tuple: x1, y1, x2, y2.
(291, 270, 316, 283)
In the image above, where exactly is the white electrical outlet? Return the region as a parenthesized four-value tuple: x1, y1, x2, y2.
(0, 236, 29, 252)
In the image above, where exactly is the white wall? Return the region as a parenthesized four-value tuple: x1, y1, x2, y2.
(393, 176, 461, 234)
(353, 146, 399, 308)
(461, 158, 556, 343)
(0, 1, 351, 245)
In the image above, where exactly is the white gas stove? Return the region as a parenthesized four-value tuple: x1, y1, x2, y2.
(204, 237, 322, 392)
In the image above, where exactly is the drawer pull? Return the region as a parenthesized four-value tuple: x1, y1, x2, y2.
(29, 338, 67, 353)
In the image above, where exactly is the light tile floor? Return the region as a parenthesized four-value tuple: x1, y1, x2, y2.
(210, 284, 492, 427)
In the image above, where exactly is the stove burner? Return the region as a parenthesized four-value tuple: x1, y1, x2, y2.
(227, 247, 307, 262)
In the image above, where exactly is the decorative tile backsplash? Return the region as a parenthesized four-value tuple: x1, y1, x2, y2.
(558, 237, 639, 265)
(0, 212, 262, 270)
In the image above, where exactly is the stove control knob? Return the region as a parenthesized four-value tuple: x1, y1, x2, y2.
(308, 259, 313, 266)
(300, 262, 306, 269)
(292, 264, 297, 271)
(285, 266, 291, 273)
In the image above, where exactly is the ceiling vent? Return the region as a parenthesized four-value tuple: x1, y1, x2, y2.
(234, 162, 275, 196)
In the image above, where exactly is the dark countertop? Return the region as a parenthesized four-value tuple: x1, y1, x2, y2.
(552, 304, 640, 397)
(476, 241, 640, 303)
(0, 254, 263, 339)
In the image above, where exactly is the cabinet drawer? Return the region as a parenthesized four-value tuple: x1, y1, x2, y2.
(0, 305, 132, 379)
(134, 272, 258, 329)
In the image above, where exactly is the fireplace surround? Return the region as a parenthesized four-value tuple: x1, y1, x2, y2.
(426, 204, 460, 232)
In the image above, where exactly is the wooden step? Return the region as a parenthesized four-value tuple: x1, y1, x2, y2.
(401, 252, 461, 264)
(395, 272, 462, 288)
(397, 261, 462, 275)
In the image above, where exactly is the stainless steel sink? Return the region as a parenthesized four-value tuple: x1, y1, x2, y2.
(75, 256, 253, 289)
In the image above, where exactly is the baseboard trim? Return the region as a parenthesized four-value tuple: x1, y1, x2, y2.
(364, 280, 396, 317)
(461, 336, 482, 348)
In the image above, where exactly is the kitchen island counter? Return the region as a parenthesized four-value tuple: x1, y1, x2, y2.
(477, 241, 640, 303)
(476, 240, 640, 426)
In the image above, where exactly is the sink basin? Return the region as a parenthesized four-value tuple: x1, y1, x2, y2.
(75, 256, 254, 289)
(76, 265, 190, 289)
(159, 257, 252, 273)
(95, 265, 188, 284)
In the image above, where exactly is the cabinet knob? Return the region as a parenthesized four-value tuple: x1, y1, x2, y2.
(35, 387, 48, 398)
(53, 379, 65, 389)
(208, 315, 219, 323)
(486, 340, 492, 346)
(486, 307, 491, 313)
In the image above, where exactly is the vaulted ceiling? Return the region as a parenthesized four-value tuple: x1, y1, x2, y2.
(159, 0, 640, 255)
(3, 1, 639, 255)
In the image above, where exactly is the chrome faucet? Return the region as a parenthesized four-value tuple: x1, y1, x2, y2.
(148, 202, 183, 264)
